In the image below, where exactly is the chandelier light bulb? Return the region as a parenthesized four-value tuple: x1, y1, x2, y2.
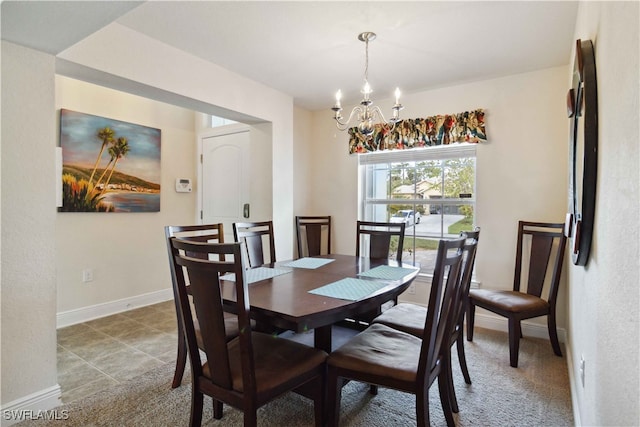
(334, 90, 342, 108)
(363, 81, 372, 95)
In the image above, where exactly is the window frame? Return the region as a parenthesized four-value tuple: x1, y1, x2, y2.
(358, 143, 477, 273)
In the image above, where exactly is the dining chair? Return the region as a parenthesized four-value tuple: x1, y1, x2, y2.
(170, 238, 327, 427)
(295, 215, 331, 257)
(165, 224, 249, 388)
(467, 221, 567, 367)
(326, 236, 466, 427)
(372, 228, 480, 413)
(356, 220, 405, 262)
(233, 221, 276, 267)
(165, 224, 238, 388)
(349, 220, 407, 326)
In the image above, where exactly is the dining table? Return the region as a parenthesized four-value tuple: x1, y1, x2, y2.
(219, 253, 420, 353)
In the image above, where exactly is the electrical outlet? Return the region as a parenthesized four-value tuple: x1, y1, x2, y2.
(82, 269, 94, 283)
(579, 355, 585, 387)
(407, 283, 416, 294)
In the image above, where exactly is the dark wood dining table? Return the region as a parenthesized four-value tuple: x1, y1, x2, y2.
(220, 254, 419, 353)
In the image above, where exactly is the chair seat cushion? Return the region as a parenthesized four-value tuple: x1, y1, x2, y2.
(204, 332, 327, 394)
(371, 303, 426, 338)
(327, 323, 421, 385)
(469, 289, 549, 313)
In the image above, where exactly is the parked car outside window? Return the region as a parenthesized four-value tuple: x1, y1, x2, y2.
(390, 209, 421, 225)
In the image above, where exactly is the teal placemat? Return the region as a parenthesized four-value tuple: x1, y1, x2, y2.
(358, 265, 418, 280)
(281, 257, 335, 269)
(309, 278, 390, 301)
(220, 267, 291, 284)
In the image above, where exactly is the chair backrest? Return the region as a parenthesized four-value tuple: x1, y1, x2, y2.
(233, 221, 276, 267)
(296, 216, 331, 257)
(170, 239, 256, 393)
(165, 223, 225, 261)
(356, 221, 406, 262)
(417, 236, 465, 385)
(165, 224, 225, 327)
(513, 221, 566, 306)
(451, 228, 481, 331)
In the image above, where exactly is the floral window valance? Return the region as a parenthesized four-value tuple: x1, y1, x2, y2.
(348, 108, 486, 154)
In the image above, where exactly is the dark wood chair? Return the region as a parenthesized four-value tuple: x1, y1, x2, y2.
(296, 215, 331, 257)
(326, 236, 466, 427)
(467, 221, 567, 367)
(165, 223, 244, 389)
(348, 221, 406, 326)
(232, 221, 276, 267)
(356, 220, 405, 262)
(372, 228, 480, 413)
(169, 238, 327, 427)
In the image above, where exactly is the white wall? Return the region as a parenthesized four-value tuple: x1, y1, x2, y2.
(1, 41, 60, 411)
(55, 76, 197, 315)
(308, 66, 570, 329)
(569, 2, 640, 425)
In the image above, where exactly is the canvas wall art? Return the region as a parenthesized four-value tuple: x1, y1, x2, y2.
(59, 109, 161, 212)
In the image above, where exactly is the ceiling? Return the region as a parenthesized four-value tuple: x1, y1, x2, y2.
(1, 1, 578, 111)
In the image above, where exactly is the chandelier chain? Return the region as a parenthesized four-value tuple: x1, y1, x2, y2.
(364, 38, 369, 84)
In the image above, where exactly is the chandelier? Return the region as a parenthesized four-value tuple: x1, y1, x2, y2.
(331, 32, 403, 136)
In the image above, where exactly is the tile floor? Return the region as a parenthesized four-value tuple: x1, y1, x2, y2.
(56, 301, 179, 404)
(56, 300, 358, 404)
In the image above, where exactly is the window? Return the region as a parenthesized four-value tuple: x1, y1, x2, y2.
(210, 115, 237, 127)
(359, 144, 476, 274)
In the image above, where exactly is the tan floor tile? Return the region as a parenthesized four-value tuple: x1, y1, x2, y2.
(61, 375, 118, 404)
(87, 316, 144, 337)
(153, 300, 176, 313)
(155, 348, 178, 364)
(56, 302, 179, 403)
(57, 328, 111, 349)
(120, 305, 161, 321)
(149, 316, 179, 334)
(91, 347, 164, 382)
(57, 360, 106, 391)
(57, 323, 94, 341)
(67, 337, 131, 363)
(57, 346, 87, 374)
(84, 313, 132, 330)
(130, 332, 176, 357)
(109, 325, 166, 345)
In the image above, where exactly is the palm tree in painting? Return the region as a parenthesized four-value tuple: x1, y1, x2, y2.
(88, 127, 115, 185)
(94, 149, 116, 191)
(100, 137, 130, 195)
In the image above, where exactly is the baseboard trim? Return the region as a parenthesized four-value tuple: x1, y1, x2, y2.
(1, 385, 62, 427)
(473, 311, 567, 342)
(563, 339, 582, 426)
(56, 288, 173, 329)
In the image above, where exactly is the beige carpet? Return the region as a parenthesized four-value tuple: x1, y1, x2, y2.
(18, 328, 573, 426)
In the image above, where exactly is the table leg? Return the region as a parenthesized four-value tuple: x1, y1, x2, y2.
(314, 325, 332, 353)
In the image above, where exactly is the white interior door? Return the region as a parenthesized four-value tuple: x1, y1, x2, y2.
(200, 126, 250, 243)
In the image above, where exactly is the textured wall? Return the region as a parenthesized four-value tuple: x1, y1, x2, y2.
(569, 2, 640, 425)
(1, 42, 58, 405)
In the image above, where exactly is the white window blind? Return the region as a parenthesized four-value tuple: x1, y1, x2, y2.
(358, 143, 477, 165)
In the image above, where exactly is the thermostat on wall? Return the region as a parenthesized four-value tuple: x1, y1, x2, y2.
(175, 178, 192, 193)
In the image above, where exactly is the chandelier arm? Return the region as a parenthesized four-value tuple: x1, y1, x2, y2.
(334, 106, 364, 129)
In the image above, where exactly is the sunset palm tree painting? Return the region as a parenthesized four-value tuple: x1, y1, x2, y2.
(59, 109, 161, 212)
